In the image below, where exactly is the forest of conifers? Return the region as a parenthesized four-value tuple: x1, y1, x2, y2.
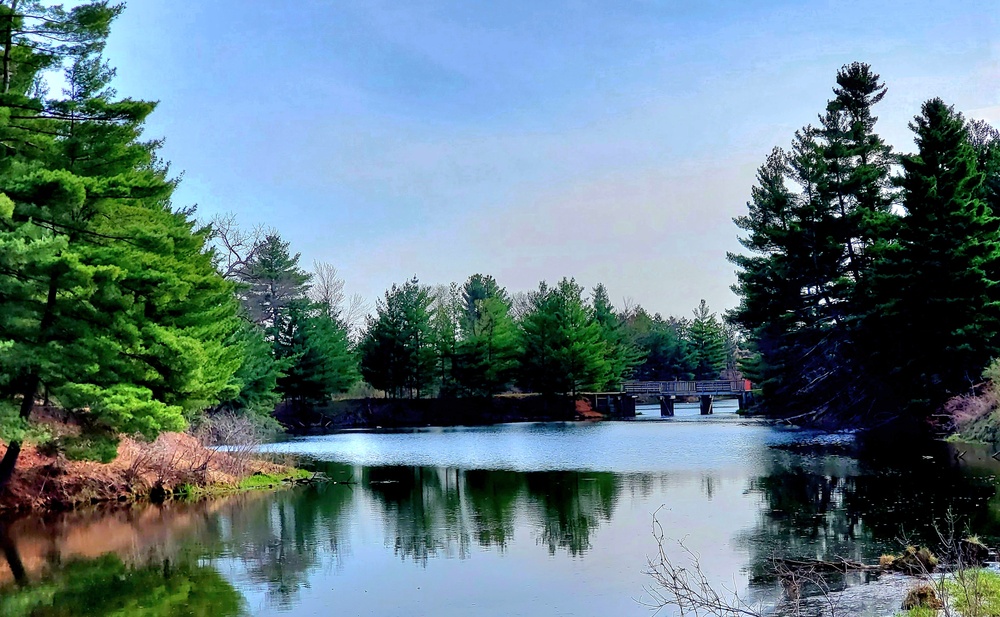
(729, 62, 1000, 426)
(2, 0, 999, 490)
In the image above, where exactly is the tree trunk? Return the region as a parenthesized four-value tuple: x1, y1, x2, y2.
(0, 271, 57, 493)
(0, 440, 22, 494)
(1, 0, 20, 95)
(0, 372, 38, 492)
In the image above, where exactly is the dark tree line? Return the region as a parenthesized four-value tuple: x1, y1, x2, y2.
(729, 61, 1000, 425)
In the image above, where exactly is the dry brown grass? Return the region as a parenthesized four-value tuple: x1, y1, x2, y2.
(0, 431, 287, 512)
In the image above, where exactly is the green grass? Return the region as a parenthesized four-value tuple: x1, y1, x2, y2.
(236, 469, 312, 491)
(945, 432, 988, 445)
(894, 608, 936, 617)
(946, 569, 1000, 616)
(176, 468, 313, 498)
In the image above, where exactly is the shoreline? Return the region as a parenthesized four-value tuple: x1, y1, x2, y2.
(276, 394, 628, 433)
(0, 432, 310, 514)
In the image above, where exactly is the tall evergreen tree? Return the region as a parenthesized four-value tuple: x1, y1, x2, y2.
(729, 62, 895, 419)
(589, 284, 639, 390)
(216, 321, 285, 416)
(518, 279, 608, 395)
(819, 61, 895, 288)
(359, 278, 436, 398)
(460, 274, 507, 334)
(454, 295, 518, 396)
(0, 2, 242, 487)
(238, 234, 311, 345)
(688, 300, 727, 380)
(728, 148, 807, 402)
(277, 303, 357, 405)
(864, 99, 1000, 412)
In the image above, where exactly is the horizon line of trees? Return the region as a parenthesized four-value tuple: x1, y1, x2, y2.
(728, 61, 1000, 424)
(213, 227, 742, 408)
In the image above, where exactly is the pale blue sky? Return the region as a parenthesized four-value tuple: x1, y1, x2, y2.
(103, 1, 999, 316)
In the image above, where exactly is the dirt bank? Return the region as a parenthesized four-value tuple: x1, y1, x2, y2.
(0, 432, 292, 512)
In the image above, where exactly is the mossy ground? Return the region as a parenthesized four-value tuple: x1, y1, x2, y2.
(177, 468, 314, 497)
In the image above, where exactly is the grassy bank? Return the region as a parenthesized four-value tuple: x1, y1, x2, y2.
(0, 431, 309, 512)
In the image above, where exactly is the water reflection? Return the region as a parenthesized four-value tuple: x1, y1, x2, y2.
(4, 423, 1000, 616)
(0, 554, 244, 617)
(361, 465, 621, 561)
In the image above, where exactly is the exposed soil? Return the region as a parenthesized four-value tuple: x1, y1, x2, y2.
(0, 431, 287, 512)
(574, 398, 604, 420)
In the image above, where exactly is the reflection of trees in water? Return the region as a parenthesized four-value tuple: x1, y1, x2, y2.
(364, 466, 623, 560)
(365, 466, 471, 565)
(0, 554, 244, 617)
(736, 447, 999, 589)
(203, 463, 354, 609)
(464, 470, 521, 550)
(524, 472, 619, 556)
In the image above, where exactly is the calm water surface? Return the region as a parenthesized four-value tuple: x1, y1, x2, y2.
(4, 402, 1000, 616)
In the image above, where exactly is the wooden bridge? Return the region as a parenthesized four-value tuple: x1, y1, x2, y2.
(621, 380, 753, 416)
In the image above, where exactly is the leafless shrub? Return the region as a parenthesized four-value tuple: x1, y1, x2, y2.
(193, 411, 264, 477)
(643, 512, 766, 616)
(643, 508, 992, 617)
(945, 389, 998, 431)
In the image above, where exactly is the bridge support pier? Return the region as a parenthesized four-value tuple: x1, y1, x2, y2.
(700, 395, 714, 415)
(659, 396, 675, 417)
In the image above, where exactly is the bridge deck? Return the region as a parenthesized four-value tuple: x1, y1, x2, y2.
(622, 380, 751, 396)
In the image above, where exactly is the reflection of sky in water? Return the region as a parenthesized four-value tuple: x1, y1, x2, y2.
(4, 418, 997, 617)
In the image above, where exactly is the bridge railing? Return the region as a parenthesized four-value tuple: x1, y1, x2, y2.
(622, 380, 750, 395)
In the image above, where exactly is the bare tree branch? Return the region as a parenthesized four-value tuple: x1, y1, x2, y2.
(207, 212, 266, 280)
(309, 260, 346, 318)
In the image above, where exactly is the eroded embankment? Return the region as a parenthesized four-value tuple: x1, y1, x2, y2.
(0, 432, 299, 512)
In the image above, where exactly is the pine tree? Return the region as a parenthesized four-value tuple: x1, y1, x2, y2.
(0, 2, 243, 487)
(359, 278, 435, 398)
(864, 99, 1000, 411)
(217, 321, 285, 416)
(728, 148, 806, 401)
(728, 63, 895, 419)
(454, 296, 518, 396)
(688, 300, 727, 380)
(238, 234, 311, 345)
(518, 279, 608, 395)
(460, 273, 507, 333)
(589, 284, 640, 390)
(277, 303, 357, 405)
(621, 307, 696, 381)
(819, 62, 895, 287)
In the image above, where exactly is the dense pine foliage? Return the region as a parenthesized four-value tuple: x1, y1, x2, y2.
(355, 272, 734, 399)
(729, 63, 1000, 425)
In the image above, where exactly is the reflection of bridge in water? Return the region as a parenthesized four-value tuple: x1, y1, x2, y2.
(622, 380, 754, 416)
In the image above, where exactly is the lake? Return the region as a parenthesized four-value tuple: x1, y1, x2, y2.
(3, 402, 1000, 616)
